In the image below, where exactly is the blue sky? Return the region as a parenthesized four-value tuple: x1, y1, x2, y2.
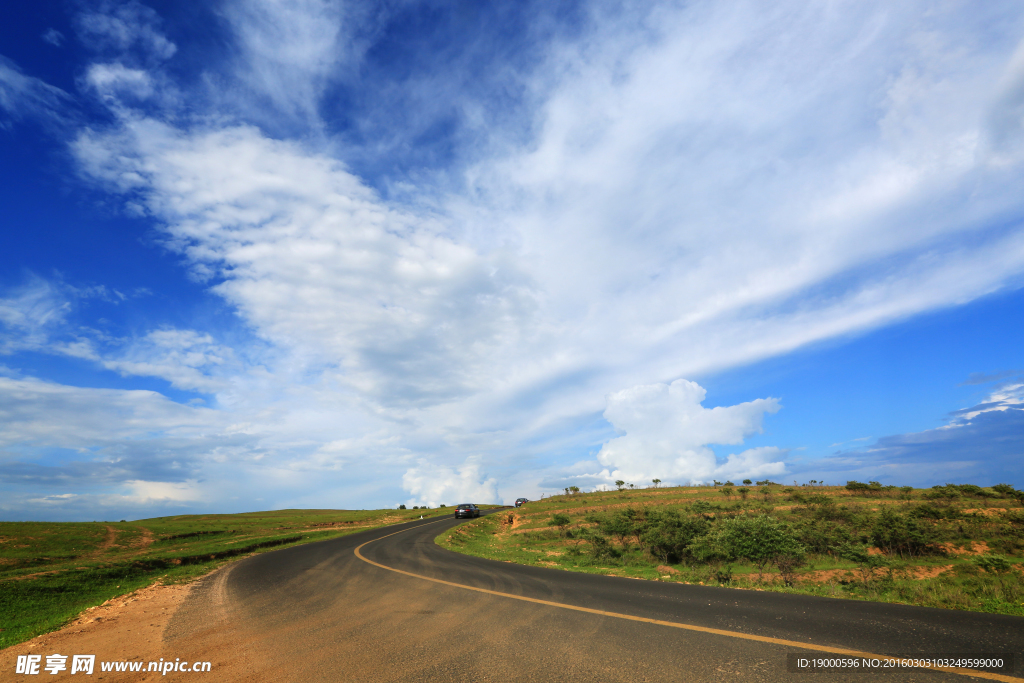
(1, 0, 1022, 521)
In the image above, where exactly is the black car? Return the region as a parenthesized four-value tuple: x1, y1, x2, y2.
(454, 503, 480, 519)
(514, 498, 529, 507)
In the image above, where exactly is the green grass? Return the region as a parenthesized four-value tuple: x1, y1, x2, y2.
(0, 506, 453, 649)
(437, 485, 1024, 616)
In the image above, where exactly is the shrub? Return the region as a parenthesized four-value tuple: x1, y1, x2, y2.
(548, 514, 572, 536)
(587, 534, 619, 560)
(870, 508, 936, 557)
(715, 514, 805, 580)
(599, 506, 648, 551)
(909, 503, 961, 520)
(689, 500, 717, 515)
(796, 519, 854, 556)
(736, 487, 750, 500)
(399, 504, 406, 510)
(640, 510, 712, 564)
(924, 485, 963, 500)
(972, 554, 1012, 573)
(833, 541, 889, 586)
(992, 483, 1016, 497)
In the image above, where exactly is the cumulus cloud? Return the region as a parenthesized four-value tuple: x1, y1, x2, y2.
(596, 379, 783, 484)
(402, 458, 499, 507)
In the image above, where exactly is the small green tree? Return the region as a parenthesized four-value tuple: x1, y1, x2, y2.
(736, 487, 750, 501)
(870, 508, 934, 557)
(399, 504, 406, 509)
(548, 513, 572, 536)
(992, 483, 1016, 497)
(597, 506, 651, 552)
(833, 541, 889, 586)
(721, 486, 734, 500)
(587, 534, 618, 560)
(615, 480, 626, 491)
(715, 514, 805, 582)
(742, 479, 752, 485)
(972, 554, 1012, 573)
(652, 478, 662, 488)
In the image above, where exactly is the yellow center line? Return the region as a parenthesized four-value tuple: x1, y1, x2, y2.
(355, 520, 1021, 682)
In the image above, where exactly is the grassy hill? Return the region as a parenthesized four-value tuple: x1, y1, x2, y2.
(0, 506, 454, 649)
(437, 483, 1024, 616)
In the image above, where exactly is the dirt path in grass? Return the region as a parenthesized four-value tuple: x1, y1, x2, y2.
(133, 527, 155, 550)
(77, 525, 121, 561)
(0, 579, 195, 682)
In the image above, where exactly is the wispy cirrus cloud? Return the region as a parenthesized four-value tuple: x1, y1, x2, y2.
(0, 55, 72, 129)
(1, 0, 1023, 518)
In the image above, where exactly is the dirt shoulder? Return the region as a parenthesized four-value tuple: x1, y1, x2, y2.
(1, 579, 197, 681)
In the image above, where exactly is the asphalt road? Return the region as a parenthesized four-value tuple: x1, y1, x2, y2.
(165, 511, 1024, 682)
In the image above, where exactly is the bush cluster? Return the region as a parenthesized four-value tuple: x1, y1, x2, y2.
(547, 483, 1020, 582)
(565, 505, 808, 585)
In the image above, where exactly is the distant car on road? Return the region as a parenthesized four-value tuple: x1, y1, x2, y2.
(454, 504, 480, 519)
(514, 498, 529, 507)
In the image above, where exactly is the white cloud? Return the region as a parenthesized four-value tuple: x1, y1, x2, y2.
(402, 458, 499, 507)
(0, 276, 71, 347)
(42, 29, 65, 47)
(597, 379, 782, 484)
(4, 0, 1024, 513)
(0, 375, 223, 450)
(0, 56, 71, 128)
(0, 277, 234, 394)
(71, 120, 535, 409)
(119, 479, 203, 503)
(76, 1, 176, 61)
(85, 63, 154, 100)
(215, 0, 377, 126)
(99, 328, 235, 394)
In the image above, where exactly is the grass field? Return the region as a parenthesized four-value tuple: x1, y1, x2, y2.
(0, 505, 459, 649)
(437, 483, 1024, 616)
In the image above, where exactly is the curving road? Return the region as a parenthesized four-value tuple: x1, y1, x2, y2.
(165, 512, 1024, 682)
